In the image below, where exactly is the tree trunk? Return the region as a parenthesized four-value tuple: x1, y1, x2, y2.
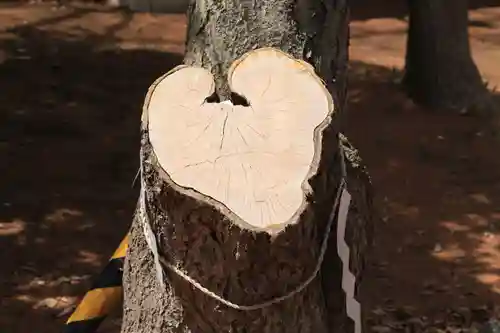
(120, 0, 374, 332)
(403, 0, 496, 115)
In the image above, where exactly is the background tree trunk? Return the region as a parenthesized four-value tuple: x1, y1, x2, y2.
(120, 0, 374, 332)
(403, 0, 495, 115)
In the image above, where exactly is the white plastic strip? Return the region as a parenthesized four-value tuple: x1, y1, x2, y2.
(140, 188, 165, 288)
(139, 154, 165, 288)
(336, 189, 362, 333)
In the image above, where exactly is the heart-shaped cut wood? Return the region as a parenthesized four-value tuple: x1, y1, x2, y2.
(145, 48, 334, 229)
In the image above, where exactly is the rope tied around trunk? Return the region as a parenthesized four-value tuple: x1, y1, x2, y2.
(139, 139, 348, 311)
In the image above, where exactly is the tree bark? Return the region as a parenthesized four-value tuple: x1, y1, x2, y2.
(403, 0, 495, 115)
(120, 0, 374, 332)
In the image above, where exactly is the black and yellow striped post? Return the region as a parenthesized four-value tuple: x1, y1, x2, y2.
(64, 234, 129, 333)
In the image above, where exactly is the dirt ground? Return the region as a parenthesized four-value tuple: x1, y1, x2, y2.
(0, 1, 499, 332)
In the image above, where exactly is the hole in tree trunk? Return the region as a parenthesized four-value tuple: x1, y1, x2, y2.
(204, 92, 220, 103)
(204, 91, 250, 107)
(230, 92, 250, 106)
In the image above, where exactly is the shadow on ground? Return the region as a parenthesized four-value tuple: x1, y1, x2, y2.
(0, 6, 182, 332)
(345, 62, 500, 330)
(0, 3, 499, 333)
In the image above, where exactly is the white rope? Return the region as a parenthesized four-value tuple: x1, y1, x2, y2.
(159, 179, 344, 311)
(131, 167, 140, 188)
(139, 143, 355, 313)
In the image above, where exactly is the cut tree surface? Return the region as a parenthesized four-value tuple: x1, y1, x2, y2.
(146, 48, 334, 231)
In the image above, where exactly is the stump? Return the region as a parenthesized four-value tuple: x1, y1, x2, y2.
(121, 48, 373, 333)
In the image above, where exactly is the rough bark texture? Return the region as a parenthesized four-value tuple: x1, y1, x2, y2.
(403, 0, 495, 115)
(183, 0, 350, 121)
(121, 0, 374, 331)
